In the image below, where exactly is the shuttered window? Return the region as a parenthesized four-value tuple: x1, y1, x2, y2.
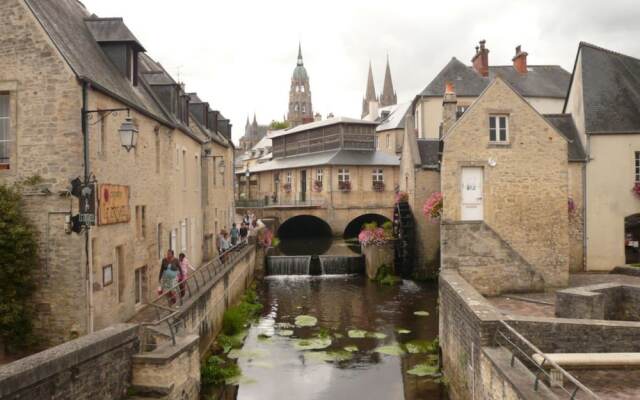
(0, 94, 10, 166)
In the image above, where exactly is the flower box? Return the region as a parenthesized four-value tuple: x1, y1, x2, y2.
(633, 183, 640, 199)
(339, 181, 351, 192)
(313, 180, 323, 192)
(283, 183, 292, 193)
(423, 191, 443, 223)
(372, 181, 385, 192)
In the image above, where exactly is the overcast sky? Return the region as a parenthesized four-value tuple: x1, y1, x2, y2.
(81, 0, 640, 144)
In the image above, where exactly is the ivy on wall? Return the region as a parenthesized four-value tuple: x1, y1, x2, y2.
(0, 183, 38, 352)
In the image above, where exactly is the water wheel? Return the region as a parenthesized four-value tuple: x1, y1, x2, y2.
(393, 201, 416, 278)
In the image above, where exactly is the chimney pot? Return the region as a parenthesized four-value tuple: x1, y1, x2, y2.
(445, 81, 455, 95)
(471, 40, 490, 77)
(512, 45, 529, 74)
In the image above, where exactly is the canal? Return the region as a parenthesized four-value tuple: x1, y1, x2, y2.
(229, 275, 446, 400)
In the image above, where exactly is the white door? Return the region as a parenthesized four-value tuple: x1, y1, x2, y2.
(461, 167, 484, 221)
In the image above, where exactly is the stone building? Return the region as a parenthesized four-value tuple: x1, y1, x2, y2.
(286, 44, 314, 127)
(440, 77, 573, 294)
(0, 0, 235, 346)
(239, 114, 268, 152)
(564, 42, 640, 271)
(400, 40, 574, 275)
(235, 117, 400, 236)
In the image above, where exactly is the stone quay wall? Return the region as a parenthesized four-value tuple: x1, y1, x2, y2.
(0, 324, 138, 400)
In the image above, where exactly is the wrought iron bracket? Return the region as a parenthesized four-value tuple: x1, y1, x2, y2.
(85, 107, 130, 126)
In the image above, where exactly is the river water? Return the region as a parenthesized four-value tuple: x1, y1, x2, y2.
(231, 275, 447, 400)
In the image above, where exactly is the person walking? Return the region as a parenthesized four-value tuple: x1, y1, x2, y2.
(230, 223, 239, 247)
(243, 213, 251, 226)
(239, 222, 249, 244)
(159, 250, 181, 306)
(178, 253, 195, 298)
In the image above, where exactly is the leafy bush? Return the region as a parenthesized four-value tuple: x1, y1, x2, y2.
(0, 184, 38, 352)
(374, 264, 402, 286)
(201, 355, 241, 386)
(221, 288, 262, 335)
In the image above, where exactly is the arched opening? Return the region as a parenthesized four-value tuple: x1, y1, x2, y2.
(625, 214, 640, 264)
(343, 214, 391, 253)
(277, 215, 332, 256)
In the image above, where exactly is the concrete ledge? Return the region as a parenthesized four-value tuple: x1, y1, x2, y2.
(440, 270, 503, 322)
(0, 323, 138, 397)
(133, 334, 199, 365)
(611, 266, 640, 277)
(533, 352, 640, 369)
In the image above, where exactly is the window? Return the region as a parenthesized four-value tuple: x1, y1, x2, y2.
(176, 147, 180, 170)
(316, 168, 323, 183)
(195, 155, 199, 192)
(135, 205, 146, 239)
(386, 134, 390, 149)
(374, 135, 379, 149)
(302, 103, 306, 113)
(156, 223, 163, 259)
(456, 105, 468, 119)
(489, 115, 508, 142)
(300, 85, 305, 93)
(182, 150, 187, 189)
(0, 94, 11, 167)
(96, 113, 105, 156)
(635, 152, 640, 182)
(286, 171, 292, 184)
(372, 168, 384, 182)
(180, 219, 187, 252)
(294, 103, 299, 112)
(154, 129, 160, 173)
(115, 245, 125, 303)
(170, 229, 177, 252)
(338, 168, 350, 182)
(134, 266, 147, 305)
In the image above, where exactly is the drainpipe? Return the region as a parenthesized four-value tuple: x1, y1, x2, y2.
(81, 81, 94, 334)
(583, 134, 591, 271)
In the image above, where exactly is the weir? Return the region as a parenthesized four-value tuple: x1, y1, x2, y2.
(266, 255, 364, 276)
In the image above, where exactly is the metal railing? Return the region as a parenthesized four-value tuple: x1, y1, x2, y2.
(494, 320, 600, 399)
(236, 197, 325, 208)
(138, 242, 253, 352)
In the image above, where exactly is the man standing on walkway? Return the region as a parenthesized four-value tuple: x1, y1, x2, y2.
(239, 222, 249, 244)
(159, 250, 181, 305)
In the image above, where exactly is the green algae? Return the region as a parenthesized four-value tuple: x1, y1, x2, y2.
(374, 343, 406, 356)
(344, 345, 359, 352)
(293, 336, 332, 351)
(407, 363, 440, 377)
(294, 315, 318, 327)
(413, 311, 430, 317)
(348, 329, 367, 338)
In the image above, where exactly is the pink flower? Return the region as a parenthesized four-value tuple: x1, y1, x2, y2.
(423, 192, 443, 222)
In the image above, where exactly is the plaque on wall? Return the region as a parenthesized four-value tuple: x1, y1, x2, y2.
(98, 184, 131, 225)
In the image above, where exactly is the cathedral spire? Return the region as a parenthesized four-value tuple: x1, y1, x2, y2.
(362, 61, 378, 118)
(380, 54, 398, 107)
(297, 42, 304, 66)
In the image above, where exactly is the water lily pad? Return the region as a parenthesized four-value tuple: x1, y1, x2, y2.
(304, 350, 353, 363)
(293, 337, 332, 351)
(344, 345, 358, 352)
(277, 329, 294, 337)
(295, 315, 318, 327)
(275, 322, 294, 329)
(414, 311, 430, 317)
(407, 363, 440, 377)
(374, 343, 406, 356)
(396, 328, 411, 334)
(327, 350, 353, 362)
(348, 329, 367, 338)
(367, 332, 387, 340)
(405, 340, 436, 354)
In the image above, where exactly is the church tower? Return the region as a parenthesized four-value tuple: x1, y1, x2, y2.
(380, 56, 397, 107)
(287, 43, 313, 127)
(361, 61, 378, 118)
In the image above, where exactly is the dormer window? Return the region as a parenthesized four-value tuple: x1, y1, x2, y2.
(86, 17, 145, 86)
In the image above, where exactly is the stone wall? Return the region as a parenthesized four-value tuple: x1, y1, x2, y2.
(409, 169, 441, 275)
(568, 163, 585, 272)
(441, 77, 570, 288)
(441, 221, 544, 295)
(0, 324, 138, 400)
(556, 283, 640, 321)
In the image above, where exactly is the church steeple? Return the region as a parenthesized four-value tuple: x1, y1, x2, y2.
(287, 43, 313, 127)
(362, 61, 378, 118)
(380, 55, 397, 107)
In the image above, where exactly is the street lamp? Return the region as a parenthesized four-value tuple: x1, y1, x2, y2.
(118, 117, 139, 152)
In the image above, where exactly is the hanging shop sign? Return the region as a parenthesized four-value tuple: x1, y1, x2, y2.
(98, 184, 131, 225)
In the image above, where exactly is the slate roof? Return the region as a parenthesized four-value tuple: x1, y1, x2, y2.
(416, 139, 440, 168)
(377, 102, 411, 132)
(249, 149, 399, 173)
(272, 117, 378, 138)
(84, 17, 145, 51)
(24, 0, 171, 125)
(419, 57, 570, 99)
(573, 42, 640, 134)
(544, 114, 587, 162)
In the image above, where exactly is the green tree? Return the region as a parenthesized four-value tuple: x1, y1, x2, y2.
(0, 184, 38, 352)
(270, 120, 289, 130)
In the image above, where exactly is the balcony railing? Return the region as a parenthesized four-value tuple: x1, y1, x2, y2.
(236, 196, 324, 208)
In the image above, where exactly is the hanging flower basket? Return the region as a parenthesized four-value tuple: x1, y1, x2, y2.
(358, 222, 393, 247)
(373, 181, 385, 192)
(395, 191, 409, 204)
(339, 181, 352, 192)
(283, 183, 292, 193)
(423, 192, 443, 223)
(633, 183, 640, 199)
(313, 180, 323, 192)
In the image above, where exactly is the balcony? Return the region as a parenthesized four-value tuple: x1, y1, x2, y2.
(236, 195, 325, 209)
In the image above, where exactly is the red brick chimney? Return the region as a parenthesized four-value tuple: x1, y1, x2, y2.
(471, 40, 489, 77)
(512, 45, 528, 74)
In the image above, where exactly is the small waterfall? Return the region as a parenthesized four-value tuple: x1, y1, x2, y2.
(319, 256, 365, 275)
(266, 256, 312, 275)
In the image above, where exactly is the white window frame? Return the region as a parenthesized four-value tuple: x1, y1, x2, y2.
(134, 266, 146, 305)
(316, 168, 323, 183)
(386, 134, 390, 149)
(0, 93, 11, 166)
(372, 168, 384, 182)
(489, 115, 509, 143)
(180, 220, 187, 253)
(338, 168, 350, 183)
(635, 151, 640, 183)
(286, 171, 292, 184)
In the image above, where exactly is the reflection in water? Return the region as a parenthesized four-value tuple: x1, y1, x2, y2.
(233, 276, 447, 400)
